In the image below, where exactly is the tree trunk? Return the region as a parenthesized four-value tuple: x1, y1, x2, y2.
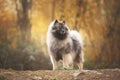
(51, 0, 55, 21)
(16, 0, 32, 43)
(59, 0, 65, 20)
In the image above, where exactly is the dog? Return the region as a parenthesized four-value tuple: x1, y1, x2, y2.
(46, 20, 84, 70)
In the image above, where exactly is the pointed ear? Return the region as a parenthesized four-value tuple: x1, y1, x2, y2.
(63, 20, 65, 24)
(54, 19, 58, 24)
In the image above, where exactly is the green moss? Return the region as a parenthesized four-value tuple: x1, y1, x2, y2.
(0, 74, 7, 80)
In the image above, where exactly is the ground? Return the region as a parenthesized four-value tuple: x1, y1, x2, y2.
(0, 69, 120, 80)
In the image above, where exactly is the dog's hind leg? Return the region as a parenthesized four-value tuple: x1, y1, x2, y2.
(77, 51, 84, 71)
(77, 62, 83, 71)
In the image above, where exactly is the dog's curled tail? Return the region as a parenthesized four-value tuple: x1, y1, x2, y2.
(70, 30, 83, 46)
(70, 30, 84, 62)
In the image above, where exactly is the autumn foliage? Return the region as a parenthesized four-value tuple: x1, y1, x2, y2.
(0, 0, 120, 70)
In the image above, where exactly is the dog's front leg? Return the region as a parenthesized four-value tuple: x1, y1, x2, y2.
(63, 53, 73, 69)
(50, 55, 58, 70)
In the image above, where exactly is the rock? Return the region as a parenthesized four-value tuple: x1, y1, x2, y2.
(32, 76, 42, 80)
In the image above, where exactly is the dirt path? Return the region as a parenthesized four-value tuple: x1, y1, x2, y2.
(0, 69, 120, 80)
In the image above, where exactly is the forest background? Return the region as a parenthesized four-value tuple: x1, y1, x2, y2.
(0, 0, 120, 70)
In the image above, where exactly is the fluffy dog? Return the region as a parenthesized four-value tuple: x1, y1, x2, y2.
(46, 20, 84, 70)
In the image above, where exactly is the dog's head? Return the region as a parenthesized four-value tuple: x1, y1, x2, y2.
(51, 20, 69, 40)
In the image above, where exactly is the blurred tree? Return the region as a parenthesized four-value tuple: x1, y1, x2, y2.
(15, 0, 32, 44)
(73, 0, 87, 31)
(104, 0, 120, 66)
(0, 0, 120, 70)
(74, 0, 82, 30)
(95, 0, 120, 68)
(51, 0, 55, 21)
(59, 0, 65, 20)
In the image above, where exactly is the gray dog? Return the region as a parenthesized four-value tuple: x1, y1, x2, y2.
(46, 20, 84, 70)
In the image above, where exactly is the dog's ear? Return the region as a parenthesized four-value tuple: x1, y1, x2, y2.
(63, 20, 65, 24)
(54, 19, 58, 24)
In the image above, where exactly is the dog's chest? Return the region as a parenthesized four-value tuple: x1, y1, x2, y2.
(50, 39, 71, 54)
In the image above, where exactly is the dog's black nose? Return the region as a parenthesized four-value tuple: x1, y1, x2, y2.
(60, 29, 65, 34)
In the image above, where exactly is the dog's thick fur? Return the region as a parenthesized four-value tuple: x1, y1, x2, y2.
(46, 20, 84, 70)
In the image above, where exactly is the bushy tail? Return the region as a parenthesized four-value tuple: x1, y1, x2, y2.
(70, 30, 83, 62)
(70, 30, 83, 46)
